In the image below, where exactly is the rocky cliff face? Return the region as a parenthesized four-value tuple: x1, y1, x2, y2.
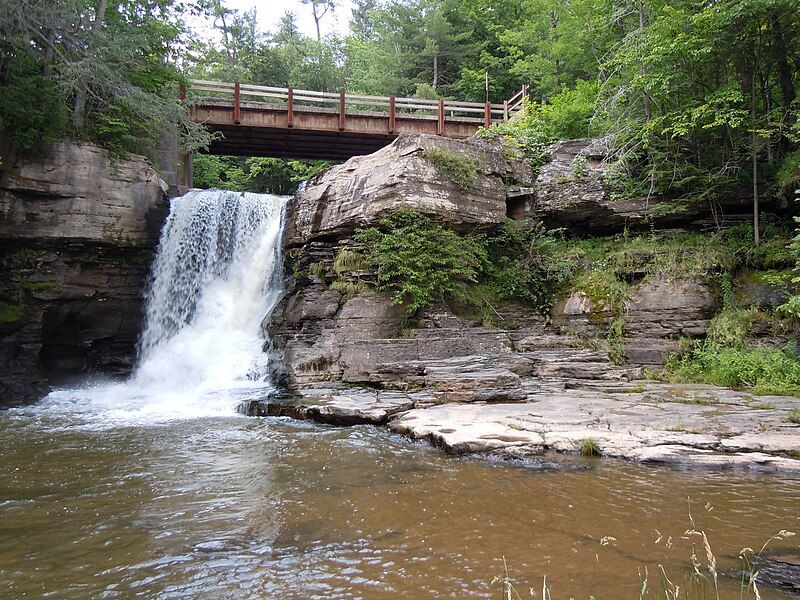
(269, 134, 630, 401)
(0, 141, 168, 406)
(268, 133, 791, 402)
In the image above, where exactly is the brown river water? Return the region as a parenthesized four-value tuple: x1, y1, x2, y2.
(1, 406, 799, 599)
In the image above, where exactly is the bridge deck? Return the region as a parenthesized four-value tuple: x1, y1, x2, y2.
(187, 81, 526, 161)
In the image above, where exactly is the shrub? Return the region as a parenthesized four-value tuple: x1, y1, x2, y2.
(665, 343, 800, 396)
(481, 220, 571, 314)
(355, 210, 487, 313)
(0, 300, 24, 324)
(0, 56, 69, 153)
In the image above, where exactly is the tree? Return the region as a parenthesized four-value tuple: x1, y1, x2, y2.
(350, 0, 378, 41)
(0, 0, 214, 156)
(301, 0, 337, 42)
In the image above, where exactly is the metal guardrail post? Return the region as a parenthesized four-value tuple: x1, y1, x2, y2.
(339, 91, 346, 131)
(287, 87, 294, 128)
(233, 81, 241, 124)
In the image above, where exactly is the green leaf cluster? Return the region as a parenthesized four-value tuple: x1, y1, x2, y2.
(193, 155, 331, 194)
(355, 210, 488, 313)
(353, 210, 568, 315)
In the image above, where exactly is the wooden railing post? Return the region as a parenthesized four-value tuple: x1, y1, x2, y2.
(339, 91, 346, 131)
(233, 81, 241, 124)
(484, 102, 491, 128)
(389, 96, 396, 134)
(287, 86, 294, 128)
(503, 99, 509, 122)
(437, 98, 445, 135)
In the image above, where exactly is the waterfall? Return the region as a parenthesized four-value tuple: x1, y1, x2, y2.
(34, 190, 288, 425)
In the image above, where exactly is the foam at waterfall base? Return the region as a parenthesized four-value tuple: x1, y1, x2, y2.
(24, 190, 287, 428)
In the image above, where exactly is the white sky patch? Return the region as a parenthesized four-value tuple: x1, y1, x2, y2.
(222, 0, 355, 38)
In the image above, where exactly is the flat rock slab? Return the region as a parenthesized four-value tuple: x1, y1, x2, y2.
(240, 386, 427, 426)
(388, 382, 800, 473)
(244, 380, 800, 473)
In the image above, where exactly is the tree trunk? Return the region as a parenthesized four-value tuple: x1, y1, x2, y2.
(433, 52, 438, 89)
(72, 0, 108, 129)
(313, 5, 322, 42)
(752, 69, 760, 246)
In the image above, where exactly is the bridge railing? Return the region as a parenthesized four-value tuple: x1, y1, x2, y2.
(187, 80, 526, 129)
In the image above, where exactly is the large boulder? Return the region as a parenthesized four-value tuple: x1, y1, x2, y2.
(284, 134, 534, 246)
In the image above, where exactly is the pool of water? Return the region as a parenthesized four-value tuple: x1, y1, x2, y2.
(1, 405, 798, 599)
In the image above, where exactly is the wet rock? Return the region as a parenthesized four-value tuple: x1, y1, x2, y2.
(753, 554, 800, 594)
(242, 386, 420, 426)
(387, 382, 800, 472)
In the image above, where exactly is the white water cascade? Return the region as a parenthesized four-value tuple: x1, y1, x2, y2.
(33, 190, 288, 426)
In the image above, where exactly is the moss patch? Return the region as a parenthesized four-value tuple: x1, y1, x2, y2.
(419, 147, 478, 191)
(0, 300, 25, 324)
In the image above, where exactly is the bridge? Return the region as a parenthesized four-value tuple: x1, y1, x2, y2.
(185, 80, 527, 161)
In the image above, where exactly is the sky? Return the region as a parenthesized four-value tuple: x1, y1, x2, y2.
(223, 0, 356, 38)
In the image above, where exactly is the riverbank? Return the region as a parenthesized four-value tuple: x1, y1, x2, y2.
(244, 379, 800, 474)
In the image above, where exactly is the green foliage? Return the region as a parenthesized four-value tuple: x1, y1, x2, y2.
(419, 148, 478, 191)
(355, 210, 487, 313)
(538, 79, 598, 140)
(353, 212, 571, 316)
(665, 344, 800, 397)
(333, 249, 367, 275)
(1, 0, 213, 157)
(0, 54, 69, 153)
(787, 408, 800, 424)
(777, 151, 800, 195)
(330, 279, 366, 300)
(665, 262, 800, 396)
(193, 155, 331, 194)
(580, 438, 601, 457)
(0, 300, 24, 324)
(778, 192, 800, 317)
(482, 220, 571, 314)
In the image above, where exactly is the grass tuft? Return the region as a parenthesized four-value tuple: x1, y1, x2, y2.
(580, 438, 601, 457)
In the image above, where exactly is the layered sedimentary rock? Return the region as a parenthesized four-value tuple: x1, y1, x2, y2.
(0, 141, 168, 406)
(269, 133, 794, 406)
(269, 134, 635, 400)
(533, 138, 785, 234)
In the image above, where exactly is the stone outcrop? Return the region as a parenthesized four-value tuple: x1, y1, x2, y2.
(1, 140, 168, 246)
(551, 275, 719, 366)
(269, 131, 798, 462)
(531, 138, 780, 234)
(0, 140, 168, 406)
(270, 134, 539, 392)
(246, 381, 800, 473)
(284, 133, 534, 246)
